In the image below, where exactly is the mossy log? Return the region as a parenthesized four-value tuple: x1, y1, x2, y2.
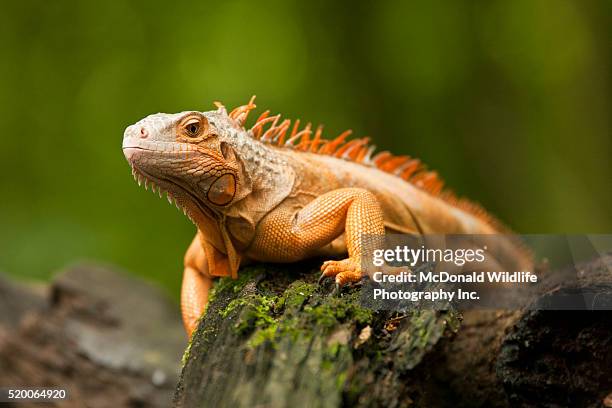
(175, 255, 612, 408)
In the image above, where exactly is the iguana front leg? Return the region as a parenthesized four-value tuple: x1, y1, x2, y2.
(249, 188, 386, 288)
(182, 234, 214, 336)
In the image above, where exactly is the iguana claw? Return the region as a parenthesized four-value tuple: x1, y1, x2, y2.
(317, 273, 327, 285)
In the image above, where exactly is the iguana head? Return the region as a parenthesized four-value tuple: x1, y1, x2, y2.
(122, 108, 253, 222)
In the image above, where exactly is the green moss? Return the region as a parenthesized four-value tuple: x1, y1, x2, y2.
(408, 311, 436, 348)
(214, 271, 374, 353)
(304, 291, 373, 330)
(247, 323, 279, 348)
(335, 371, 348, 391)
(234, 295, 277, 334)
(247, 311, 308, 348)
(214, 279, 320, 349)
(181, 312, 214, 367)
(209, 266, 265, 304)
(276, 280, 316, 313)
(321, 338, 351, 392)
(216, 289, 280, 340)
(181, 325, 217, 367)
(444, 311, 462, 333)
(219, 298, 248, 319)
(181, 337, 193, 367)
(408, 310, 460, 348)
(381, 310, 461, 371)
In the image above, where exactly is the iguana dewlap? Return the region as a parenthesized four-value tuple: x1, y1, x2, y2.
(122, 97, 531, 336)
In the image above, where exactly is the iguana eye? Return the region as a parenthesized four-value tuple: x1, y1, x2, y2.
(184, 119, 201, 137)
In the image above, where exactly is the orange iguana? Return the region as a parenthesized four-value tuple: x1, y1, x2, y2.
(122, 96, 531, 336)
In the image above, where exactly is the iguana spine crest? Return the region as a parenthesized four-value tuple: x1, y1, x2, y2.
(223, 96, 506, 233)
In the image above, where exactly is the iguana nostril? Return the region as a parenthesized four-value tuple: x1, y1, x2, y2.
(140, 127, 148, 138)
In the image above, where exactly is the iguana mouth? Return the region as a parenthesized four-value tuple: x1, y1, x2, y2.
(122, 139, 196, 154)
(122, 144, 198, 169)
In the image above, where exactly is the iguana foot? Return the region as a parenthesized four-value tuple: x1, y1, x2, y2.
(318, 258, 362, 291)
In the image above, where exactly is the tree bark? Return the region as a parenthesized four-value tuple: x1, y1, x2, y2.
(175, 255, 612, 408)
(0, 264, 186, 408)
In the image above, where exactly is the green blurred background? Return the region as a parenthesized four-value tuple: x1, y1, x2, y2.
(1, 0, 610, 297)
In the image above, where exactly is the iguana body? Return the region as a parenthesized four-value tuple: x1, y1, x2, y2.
(122, 97, 531, 335)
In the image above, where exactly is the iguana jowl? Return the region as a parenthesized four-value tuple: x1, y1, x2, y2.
(122, 96, 531, 336)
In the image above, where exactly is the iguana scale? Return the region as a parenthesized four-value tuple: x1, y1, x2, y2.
(122, 96, 531, 335)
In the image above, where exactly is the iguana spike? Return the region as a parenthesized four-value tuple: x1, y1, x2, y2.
(213, 101, 227, 114)
(360, 145, 377, 165)
(252, 114, 279, 139)
(346, 138, 371, 160)
(412, 171, 443, 195)
(285, 123, 311, 147)
(301, 123, 312, 142)
(229, 106, 242, 119)
(394, 159, 415, 176)
(261, 115, 281, 142)
(289, 123, 311, 151)
(273, 119, 292, 145)
(354, 146, 369, 162)
(293, 124, 312, 151)
(229, 95, 257, 125)
(285, 133, 302, 147)
(322, 130, 352, 155)
(335, 138, 369, 159)
(309, 125, 324, 152)
(316, 141, 330, 153)
(380, 156, 411, 172)
(372, 151, 392, 167)
(254, 110, 270, 123)
(399, 159, 422, 180)
(334, 138, 357, 158)
(251, 110, 270, 138)
(290, 119, 301, 138)
(297, 141, 311, 151)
